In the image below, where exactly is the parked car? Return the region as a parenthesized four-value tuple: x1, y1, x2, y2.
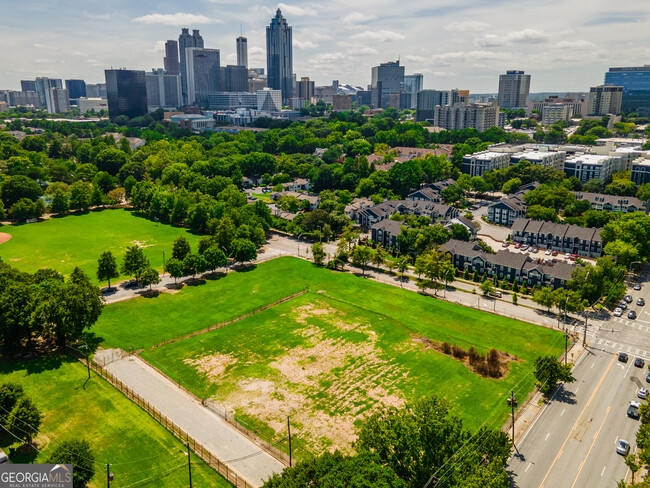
(0, 449, 7, 464)
(569, 255, 577, 261)
(646, 372, 650, 383)
(551, 250, 558, 256)
(619, 302, 627, 310)
(521, 245, 529, 251)
(122, 280, 139, 289)
(634, 284, 642, 291)
(628, 401, 641, 419)
(619, 352, 629, 362)
(625, 295, 633, 303)
(531, 247, 539, 254)
(502, 242, 509, 247)
(101, 287, 117, 296)
(545, 250, 552, 255)
(637, 298, 645, 307)
(635, 357, 645, 368)
(514, 243, 522, 249)
(614, 308, 624, 317)
(629, 310, 637, 320)
(565, 252, 572, 258)
(617, 439, 631, 456)
(639, 388, 648, 399)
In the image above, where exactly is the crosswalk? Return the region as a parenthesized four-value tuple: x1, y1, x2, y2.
(590, 337, 650, 358)
(563, 316, 650, 358)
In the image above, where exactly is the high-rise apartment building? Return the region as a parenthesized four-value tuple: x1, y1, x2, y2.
(604, 66, 650, 116)
(415, 89, 462, 122)
(185, 48, 220, 106)
(587, 85, 623, 116)
(297, 77, 315, 102)
(179, 28, 204, 104)
(404, 74, 423, 109)
(20, 80, 36, 92)
(65, 79, 87, 100)
(371, 61, 405, 109)
(225, 65, 248, 92)
(257, 88, 282, 111)
(266, 9, 293, 102)
(35, 77, 62, 106)
(9, 91, 40, 108)
(236, 36, 248, 68)
(145, 69, 182, 110)
(47, 88, 70, 113)
(497, 70, 531, 109)
(433, 102, 499, 132)
(104, 69, 148, 120)
(164, 40, 180, 75)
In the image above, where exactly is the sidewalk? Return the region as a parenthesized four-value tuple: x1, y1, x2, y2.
(94, 349, 285, 487)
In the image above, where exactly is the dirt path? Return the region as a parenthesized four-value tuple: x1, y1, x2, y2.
(0, 233, 12, 244)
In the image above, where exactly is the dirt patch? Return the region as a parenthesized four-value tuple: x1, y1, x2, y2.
(130, 239, 154, 248)
(184, 353, 235, 380)
(0, 233, 12, 244)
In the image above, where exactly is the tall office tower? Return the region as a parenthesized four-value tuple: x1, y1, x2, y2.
(266, 9, 293, 102)
(46, 88, 70, 113)
(179, 28, 204, 104)
(587, 85, 624, 115)
(104, 69, 148, 120)
(146, 69, 182, 110)
(297, 77, 315, 102)
(236, 36, 248, 68)
(497, 70, 531, 109)
(370, 60, 405, 109)
(86, 83, 107, 98)
(164, 40, 180, 75)
(257, 88, 282, 111)
(404, 74, 423, 109)
(185, 48, 220, 106)
(9, 91, 41, 108)
(20, 80, 36, 92)
(604, 66, 650, 116)
(415, 89, 461, 122)
(35, 77, 62, 106)
(65, 79, 87, 99)
(225, 65, 248, 92)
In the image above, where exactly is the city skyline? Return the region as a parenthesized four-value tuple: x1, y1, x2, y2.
(2, 0, 650, 92)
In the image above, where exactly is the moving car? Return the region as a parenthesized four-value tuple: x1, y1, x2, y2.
(619, 352, 629, 362)
(625, 295, 634, 303)
(637, 298, 645, 307)
(639, 388, 648, 399)
(635, 357, 645, 368)
(613, 308, 624, 317)
(629, 310, 637, 320)
(634, 284, 642, 291)
(628, 401, 641, 419)
(617, 439, 631, 456)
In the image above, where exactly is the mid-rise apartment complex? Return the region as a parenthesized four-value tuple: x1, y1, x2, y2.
(433, 102, 499, 132)
(587, 85, 623, 115)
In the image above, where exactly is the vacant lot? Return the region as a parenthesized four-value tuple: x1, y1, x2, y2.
(0, 209, 201, 282)
(108, 258, 565, 455)
(0, 357, 231, 488)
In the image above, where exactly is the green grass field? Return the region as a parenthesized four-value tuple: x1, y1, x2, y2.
(0, 357, 231, 488)
(96, 257, 563, 455)
(0, 209, 201, 283)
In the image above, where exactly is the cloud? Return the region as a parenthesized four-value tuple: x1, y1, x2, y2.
(342, 12, 375, 24)
(294, 40, 319, 49)
(132, 13, 219, 26)
(445, 20, 489, 32)
(277, 3, 319, 17)
(584, 13, 646, 26)
(553, 40, 597, 50)
(83, 12, 111, 20)
(249, 47, 265, 55)
(33, 43, 58, 50)
(475, 29, 548, 47)
(350, 30, 405, 42)
(153, 40, 166, 52)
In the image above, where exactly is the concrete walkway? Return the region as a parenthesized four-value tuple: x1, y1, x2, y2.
(94, 350, 284, 487)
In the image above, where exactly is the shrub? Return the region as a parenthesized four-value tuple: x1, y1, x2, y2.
(441, 342, 452, 355)
(452, 344, 467, 359)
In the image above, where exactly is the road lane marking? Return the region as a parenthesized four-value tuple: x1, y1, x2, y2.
(561, 409, 565, 416)
(526, 463, 532, 472)
(538, 355, 616, 488)
(570, 406, 611, 488)
(592, 362, 595, 368)
(637, 349, 641, 354)
(576, 387, 580, 392)
(629, 346, 633, 352)
(545, 432, 550, 440)
(601, 466, 606, 477)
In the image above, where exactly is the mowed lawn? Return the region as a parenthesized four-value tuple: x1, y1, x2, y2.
(0, 357, 231, 488)
(0, 209, 201, 282)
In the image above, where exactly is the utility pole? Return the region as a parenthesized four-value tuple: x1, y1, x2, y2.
(106, 464, 111, 488)
(187, 441, 193, 488)
(564, 333, 568, 366)
(510, 390, 515, 446)
(287, 416, 293, 467)
(583, 312, 588, 347)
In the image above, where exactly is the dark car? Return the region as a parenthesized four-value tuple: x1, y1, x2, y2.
(646, 372, 650, 383)
(635, 357, 645, 368)
(101, 287, 117, 295)
(619, 352, 629, 362)
(634, 284, 642, 291)
(122, 280, 139, 289)
(619, 302, 628, 310)
(638, 298, 645, 307)
(625, 295, 634, 303)
(629, 310, 637, 319)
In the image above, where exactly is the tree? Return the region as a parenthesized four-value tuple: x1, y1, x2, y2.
(182, 253, 207, 278)
(372, 248, 386, 269)
(203, 245, 227, 271)
(139, 266, 161, 290)
(480, 279, 494, 296)
(172, 236, 191, 261)
(625, 454, 641, 484)
(165, 258, 184, 283)
(534, 355, 574, 394)
(9, 396, 41, 443)
(9, 199, 36, 222)
(312, 242, 326, 266)
(51, 190, 70, 214)
(197, 236, 214, 255)
(46, 439, 95, 488)
(351, 245, 373, 276)
(532, 287, 556, 311)
(396, 256, 409, 287)
(96, 251, 119, 288)
(69, 181, 93, 211)
(121, 245, 147, 280)
(0, 383, 24, 427)
(1, 175, 42, 207)
(231, 238, 257, 265)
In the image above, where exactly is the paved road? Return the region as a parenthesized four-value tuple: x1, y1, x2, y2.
(508, 268, 650, 487)
(95, 350, 285, 487)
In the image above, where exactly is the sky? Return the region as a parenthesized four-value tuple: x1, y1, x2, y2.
(2, 0, 650, 93)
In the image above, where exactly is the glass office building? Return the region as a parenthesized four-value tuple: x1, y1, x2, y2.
(604, 66, 650, 116)
(105, 69, 148, 120)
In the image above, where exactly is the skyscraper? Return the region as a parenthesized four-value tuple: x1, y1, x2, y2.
(146, 69, 182, 110)
(266, 9, 293, 103)
(65, 79, 87, 99)
(588, 85, 623, 116)
(415, 89, 462, 122)
(185, 48, 220, 106)
(604, 66, 650, 116)
(236, 36, 248, 69)
(104, 69, 148, 120)
(35, 77, 62, 106)
(497, 70, 531, 109)
(164, 40, 180, 75)
(370, 61, 405, 109)
(297, 77, 315, 102)
(225, 65, 248, 92)
(404, 74, 423, 109)
(179, 28, 204, 104)
(20, 80, 36, 92)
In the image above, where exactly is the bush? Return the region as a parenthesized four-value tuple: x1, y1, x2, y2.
(441, 342, 452, 355)
(452, 345, 467, 359)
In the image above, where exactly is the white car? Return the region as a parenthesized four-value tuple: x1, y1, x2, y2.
(545, 250, 552, 255)
(639, 388, 648, 399)
(617, 439, 631, 456)
(565, 252, 572, 258)
(613, 308, 624, 317)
